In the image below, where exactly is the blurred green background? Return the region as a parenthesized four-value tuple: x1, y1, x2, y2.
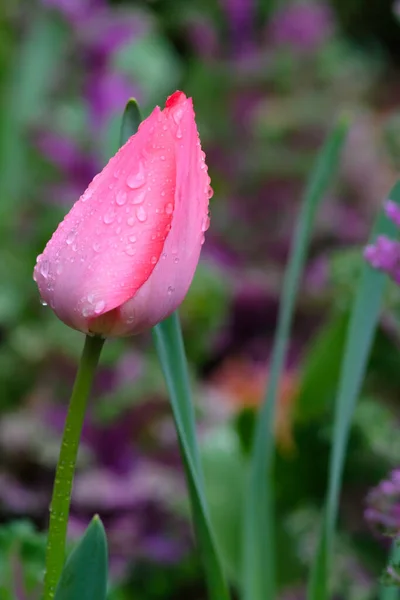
(2, 0, 400, 598)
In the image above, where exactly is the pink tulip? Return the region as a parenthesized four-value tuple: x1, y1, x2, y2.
(33, 91, 212, 336)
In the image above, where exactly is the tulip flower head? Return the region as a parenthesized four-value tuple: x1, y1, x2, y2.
(34, 91, 212, 336)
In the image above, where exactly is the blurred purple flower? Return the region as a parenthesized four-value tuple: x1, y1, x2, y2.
(37, 133, 99, 205)
(268, 2, 333, 52)
(220, 0, 256, 56)
(364, 200, 400, 283)
(41, 0, 104, 25)
(84, 70, 139, 129)
(184, 15, 219, 59)
(365, 469, 400, 536)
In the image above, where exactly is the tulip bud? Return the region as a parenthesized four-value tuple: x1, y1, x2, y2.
(34, 91, 212, 336)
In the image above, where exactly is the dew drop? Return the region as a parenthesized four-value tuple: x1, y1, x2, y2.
(116, 190, 127, 206)
(81, 189, 92, 202)
(126, 245, 136, 256)
(103, 210, 115, 224)
(82, 306, 91, 318)
(151, 256, 157, 264)
(93, 241, 101, 252)
(94, 300, 105, 314)
(165, 202, 173, 215)
(167, 286, 175, 295)
(136, 205, 147, 222)
(176, 126, 182, 139)
(40, 298, 48, 306)
(127, 216, 135, 226)
(202, 214, 210, 232)
(40, 260, 50, 279)
(127, 161, 146, 189)
(173, 257, 179, 264)
(161, 252, 167, 259)
(131, 188, 146, 205)
(206, 186, 213, 199)
(66, 229, 76, 245)
(129, 235, 137, 243)
(56, 263, 63, 275)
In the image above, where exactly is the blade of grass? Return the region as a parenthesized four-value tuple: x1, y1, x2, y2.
(380, 541, 400, 600)
(242, 115, 349, 600)
(307, 180, 400, 600)
(119, 98, 142, 148)
(153, 313, 230, 600)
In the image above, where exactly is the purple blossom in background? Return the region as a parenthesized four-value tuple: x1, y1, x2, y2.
(364, 200, 400, 283)
(84, 70, 138, 129)
(268, 1, 333, 52)
(41, 0, 104, 25)
(220, 0, 256, 56)
(37, 133, 99, 205)
(365, 469, 400, 536)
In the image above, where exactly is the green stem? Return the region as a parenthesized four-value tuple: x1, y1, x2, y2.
(43, 334, 105, 600)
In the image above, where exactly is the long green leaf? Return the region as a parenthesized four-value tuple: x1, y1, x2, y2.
(153, 313, 230, 600)
(242, 115, 349, 600)
(307, 180, 400, 600)
(119, 98, 142, 148)
(380, 542, 400, 600)
(54, 516, 108, 600)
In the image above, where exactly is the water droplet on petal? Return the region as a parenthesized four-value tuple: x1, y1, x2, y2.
(127, 161, 146, 189)
(82, 306, 91, 318)
(176, 126, 182, 139)
(93, 242, 101, 252)
(40, 260, 50, 279)
(94, 300, 105, 314)
(202, 215, 210, 232)
(165, 202, 173, 215)
(40, 298, 48, 306)
(129, 235, 137, 243)
(81, 190, 91, 203)
(116, 190, 127, 206)
(151, 256, 157, 264)
(66, 229, 77, 245)
(173, 257, 179, 264)
(136, 206, 147, 222)
(56, 263, 63, 275)
(126, 245, 136, 256)
(131, 188, 146, 205)
(167, 286, 175, 295)
(206, 186, 213, 200)
(127, 216, 135, 226)
(161, 252, 167, 259)
(103, 209, 115, 224)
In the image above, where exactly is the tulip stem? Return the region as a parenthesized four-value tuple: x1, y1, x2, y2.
(43, 334, 105, 600)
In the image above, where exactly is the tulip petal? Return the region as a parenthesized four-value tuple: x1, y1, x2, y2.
(34, 106, 176, 333)
(116, 91, 212, 335)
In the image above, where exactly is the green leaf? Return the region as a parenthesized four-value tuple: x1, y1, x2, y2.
(119, 98, 142, 147)
(153, 313, 231, 600)
(54, 516, 108, 600)
(242, 115, 349, 600)
(201, 426, 246, 584)
(307, 180, 400, 600)
(295, 312, 349, 421)
(380, 542, 400, 599)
